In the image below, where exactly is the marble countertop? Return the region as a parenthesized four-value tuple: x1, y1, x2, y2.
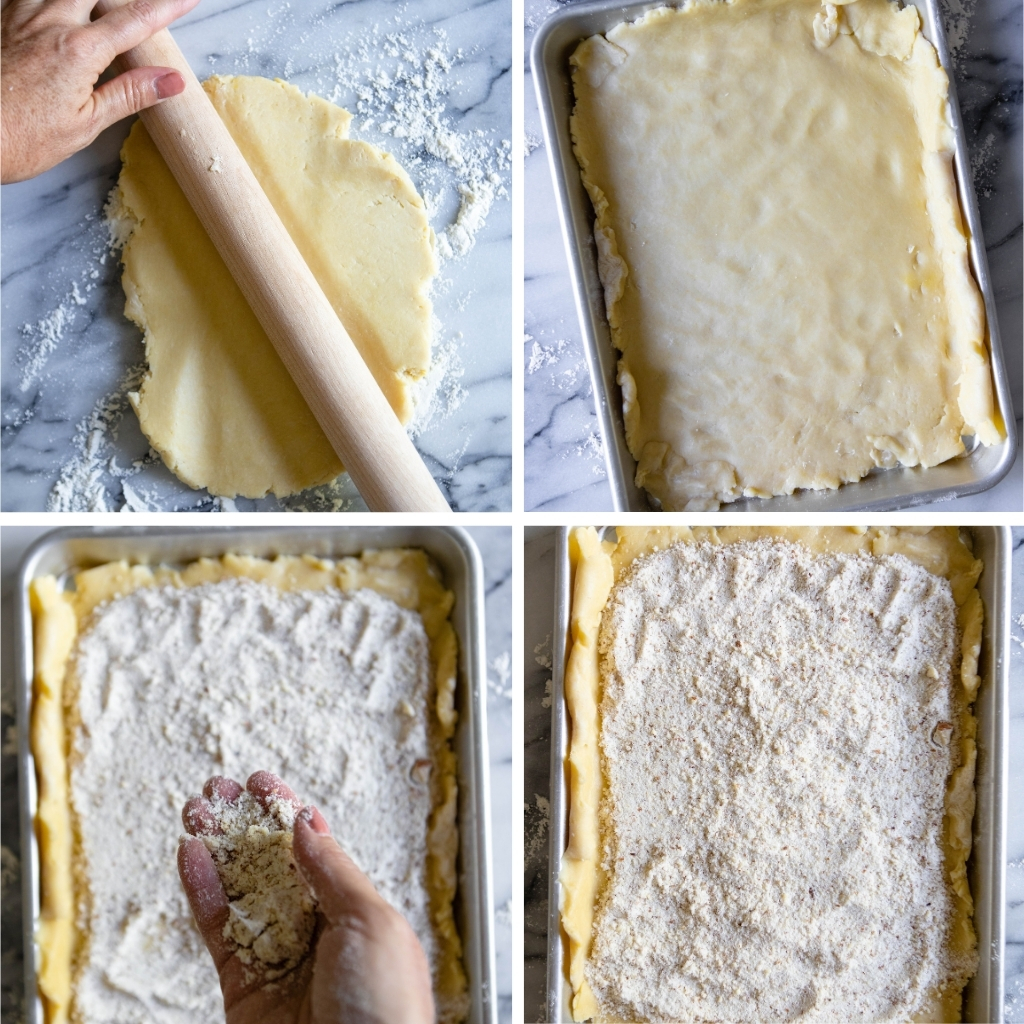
(0, 524, 512, 1023)
(524, 0, 1023, 511)
(524, 526, 1024, 1022)
(2, 0, 511, 512)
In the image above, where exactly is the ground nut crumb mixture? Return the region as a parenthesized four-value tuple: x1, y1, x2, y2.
(592, 539, 975, 1021)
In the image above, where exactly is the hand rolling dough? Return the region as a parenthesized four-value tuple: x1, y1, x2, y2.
(109, 75, 436, 499)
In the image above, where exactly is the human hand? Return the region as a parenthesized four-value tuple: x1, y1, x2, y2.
(1, 0, 200, 183)
(178, 771, 435, 1024)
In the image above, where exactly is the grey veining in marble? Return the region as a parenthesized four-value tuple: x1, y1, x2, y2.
(1, 0, 511, 512)
(525, 526, 1024, 1023)
(0, 524, 512, 1024)
(524, 0, 1023, 511)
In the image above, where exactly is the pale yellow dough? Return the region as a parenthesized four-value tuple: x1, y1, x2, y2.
(109, 75, 437, 499)
(563, 526, 983, 1022)
(570, 0, 1001, 511)
(30, 552, 464, 1024)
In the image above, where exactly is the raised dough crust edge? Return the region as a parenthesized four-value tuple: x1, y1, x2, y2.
(30, 551, 466, 1024)
(562, 526, 982, 1022)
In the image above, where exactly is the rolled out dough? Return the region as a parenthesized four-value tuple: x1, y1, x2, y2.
(109, 75, 437, 499)
(570, 0, 1001, 511)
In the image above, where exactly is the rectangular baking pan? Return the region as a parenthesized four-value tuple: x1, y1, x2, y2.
(16, 526, 497, 1024)
(546, 525, 1010, 1022)
(532, 0, 1018, 512)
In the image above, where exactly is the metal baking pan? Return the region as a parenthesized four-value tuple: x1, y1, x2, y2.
(16, 526, 497, 1024)
(547, 525, 1009, 1022)
(532, 0, 1018, 512)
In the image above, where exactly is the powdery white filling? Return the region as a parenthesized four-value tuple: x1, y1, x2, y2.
(69, 579, 434, 1023)
(591, 539, 973, 1022)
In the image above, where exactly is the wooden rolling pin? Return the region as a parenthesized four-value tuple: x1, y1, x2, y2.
(98, 4, 451, 512)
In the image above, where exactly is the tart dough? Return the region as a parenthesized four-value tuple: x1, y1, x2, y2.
(109, 75, 436, 499)
(562, 526, 983, 1021)
(570, 0, 1002, 511)
(30, 551, 464, 1024)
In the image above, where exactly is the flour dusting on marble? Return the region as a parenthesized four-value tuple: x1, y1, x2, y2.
(488, 651, 512, 700)
(409, 338, 468, 435)
(565, 430, 606, 477)
(533, 634, 552, 670)
(525, 334, 565, 374)
(524, 794, 550, 865)
(47, 365, 146, 512)
(1011, 613, 1024, 651)
(970, 132, 998, 199)
(16, 271, 99, 394)
(18, 301, 75, 393)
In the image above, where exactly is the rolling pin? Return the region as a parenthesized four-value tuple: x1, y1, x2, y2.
(97, 2, 451, 512)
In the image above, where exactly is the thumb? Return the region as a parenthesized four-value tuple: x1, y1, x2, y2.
(292, 808, 389, 927)
(89, 66, 185, 132)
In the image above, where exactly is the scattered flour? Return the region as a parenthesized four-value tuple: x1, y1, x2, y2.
(525, 794, 551, 865)
(590, 539, 975, 1022)
(524, 327, 591, 396)
(1011, 613, 1024, 651)
(18, 301, 76, 394)
(409, 338, 468, 436)
(46, 367, 146, 513)
(526, 336, 565, 374)
(970, 131, 997, 199)
(488, 651, 513, 700)
(534, 633, 552, 669)
(563, 429, 605, 477)
(199, 791, 317, 981)
(68, 579, 443, 1021)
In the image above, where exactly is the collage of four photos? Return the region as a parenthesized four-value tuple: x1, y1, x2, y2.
(0, 0, 1021, 1020)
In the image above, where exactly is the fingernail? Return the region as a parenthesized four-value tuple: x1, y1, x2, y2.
(298, 806, 330, 835)
(155, 72, 184, 100)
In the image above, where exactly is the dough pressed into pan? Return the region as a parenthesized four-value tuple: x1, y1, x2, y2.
(109, 76, 437, 499)
(570, 0, 1001, 510)
(562, 526, 983, 1021)
(30, 551, 466, 1024)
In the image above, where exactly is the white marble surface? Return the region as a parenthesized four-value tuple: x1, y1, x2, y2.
(523, 0, 1023, 512)
(0, 524, 512, 1023)
(1, 0, 511, 512)
(524, 526, 1024, 1023)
